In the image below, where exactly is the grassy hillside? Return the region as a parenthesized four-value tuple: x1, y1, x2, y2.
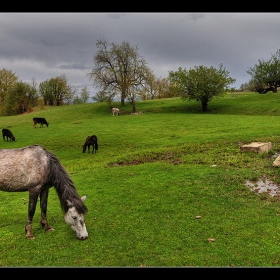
(1, 92, 280, 267)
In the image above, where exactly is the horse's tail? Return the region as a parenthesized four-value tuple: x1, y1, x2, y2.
(46, 148, 88, 214)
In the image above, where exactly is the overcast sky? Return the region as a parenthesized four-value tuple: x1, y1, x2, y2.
(0, 13, 279, 96)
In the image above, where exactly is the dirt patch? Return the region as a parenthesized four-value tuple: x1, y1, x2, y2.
(108, 151, 185, 167)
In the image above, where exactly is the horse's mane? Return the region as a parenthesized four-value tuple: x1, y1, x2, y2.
(45, 148, 88, 214)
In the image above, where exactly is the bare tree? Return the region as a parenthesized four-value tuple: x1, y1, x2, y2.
(88, 39, 153, 112)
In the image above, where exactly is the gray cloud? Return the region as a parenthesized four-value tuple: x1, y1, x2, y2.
(0, 12, 279, 96)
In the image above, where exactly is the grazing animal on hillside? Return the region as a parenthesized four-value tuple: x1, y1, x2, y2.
(2, 128, 15, 142)
(0, 145, 88, 240)
(82, 135, 98, 154)
(33, 117, 49, 128)
(111, 107, 120, 116)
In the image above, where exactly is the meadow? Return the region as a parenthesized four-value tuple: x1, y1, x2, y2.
(1, 92, 280, 267)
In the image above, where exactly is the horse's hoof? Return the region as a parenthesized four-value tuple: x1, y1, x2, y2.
(44, 224, 54, 232)
(26, 234, 35, 239)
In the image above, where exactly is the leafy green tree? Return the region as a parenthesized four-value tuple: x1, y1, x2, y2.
(246, 78, 267, 94)
(39, 74, 75, 106)
(88, 39, 153, 112)
(80, 87, 90, 103)
(0, 68, 19, 105)
(246, 49, 280, 93)
(39, 80, 55, 105)
(72, 87, 90, 104)
(73, 96, 83, 104)
(246, 60, 272, 93)
(239, 82, 250, 92)
(169, 64, 236, 112)
(63, 84, 77, 105)
(3, 81, 38, 115)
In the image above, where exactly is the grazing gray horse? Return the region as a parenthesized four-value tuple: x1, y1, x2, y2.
(0, 145, 88, 240)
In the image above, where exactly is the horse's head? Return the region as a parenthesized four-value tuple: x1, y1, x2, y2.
(64, 196, 88, 240)
(82, 145, 86, 153)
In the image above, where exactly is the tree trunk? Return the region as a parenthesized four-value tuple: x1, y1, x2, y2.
(132, 103, 136, 113)
(202, 101, 208, 112)
(121, 90, 126, 106)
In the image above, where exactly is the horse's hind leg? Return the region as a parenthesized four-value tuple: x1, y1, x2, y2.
(39, 189, 54, 232)
(25, 190, 40, 239)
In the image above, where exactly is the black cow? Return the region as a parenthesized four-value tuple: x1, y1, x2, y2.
(82, 135, 98, 154)
(33, 117, 49, 128)
(2, 128, 15, 142)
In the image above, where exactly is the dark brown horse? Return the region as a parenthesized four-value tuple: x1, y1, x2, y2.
(33, 117, 49, 128)
(0, 145, 88, 240)
(83, 135, 98, 154)
(2, 128, 15, 141)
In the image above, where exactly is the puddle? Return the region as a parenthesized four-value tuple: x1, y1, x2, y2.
(245, 177, 280, 197)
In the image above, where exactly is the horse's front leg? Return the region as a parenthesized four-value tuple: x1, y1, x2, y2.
(25, 190, 40, 239)
(40, 188, 54, 232)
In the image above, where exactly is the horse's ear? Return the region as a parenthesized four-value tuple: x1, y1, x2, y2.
(81, 196, 87, 202)
(66, 199, 74, 207)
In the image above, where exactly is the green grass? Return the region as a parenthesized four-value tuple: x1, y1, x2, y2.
(1, 92, 280, 267)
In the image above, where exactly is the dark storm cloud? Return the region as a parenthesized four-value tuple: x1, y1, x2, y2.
(0, 12, 279, 95)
